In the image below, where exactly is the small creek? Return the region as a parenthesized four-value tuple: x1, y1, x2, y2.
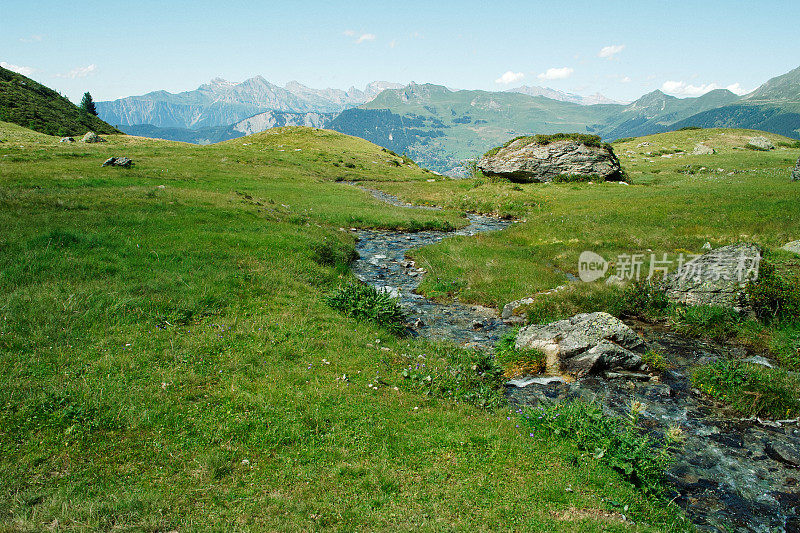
(348, 184, 800, 532)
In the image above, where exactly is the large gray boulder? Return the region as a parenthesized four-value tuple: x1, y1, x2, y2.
(81, 131, 104, 143)
(692, 143, 715, 155)
(515, 312, 646, 376)
(663, 243, 761, 311)
(791, 157, 800, 181)
(747, 136, 775, 151)
(478, 135, 624, 183)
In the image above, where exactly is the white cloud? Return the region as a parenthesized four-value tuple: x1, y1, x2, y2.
(0, 61, 35, 76)
(661, 80, 749, 97)
(343, 29, 355, 37)
(724, 82, 749, 95)
(537, 67, 574, 80)
(598, 44, 625, 59)
(620, 76, 632, 83)
(495, 70, 524, 84)
(389, 39, 397, 49)
(355, 33, 376, 44)
(55, 64, 97, 79)
(19, 34, 43, 43)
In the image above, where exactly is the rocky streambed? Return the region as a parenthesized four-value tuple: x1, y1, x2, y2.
(350, 184, 512, 345)
(348, 184, 800, 532)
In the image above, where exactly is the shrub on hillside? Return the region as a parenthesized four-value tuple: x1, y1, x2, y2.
(670, 305, 743, 341)
(311, 236, 357, 269)
(619, 280, 669, 319)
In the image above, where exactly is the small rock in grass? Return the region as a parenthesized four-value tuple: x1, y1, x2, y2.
(102, 156, 133, 168)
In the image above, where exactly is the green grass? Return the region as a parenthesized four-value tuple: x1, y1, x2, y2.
(523, 400, 677, 496)
(0, 122, 689, 530)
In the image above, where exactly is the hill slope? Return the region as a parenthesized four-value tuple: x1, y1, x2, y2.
(329, 84, 745, 173)
(0, 66, 118, 136)
(673, 66, 800, 138)
(330, 83, 622, 173)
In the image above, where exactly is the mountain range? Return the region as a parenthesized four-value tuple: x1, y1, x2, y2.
(505, 85, 623, 105)
(96, 77, 402, 129)
(96, 66, 800, 173)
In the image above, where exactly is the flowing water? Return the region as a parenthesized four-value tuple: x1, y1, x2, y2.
(349, 184, 800, 532)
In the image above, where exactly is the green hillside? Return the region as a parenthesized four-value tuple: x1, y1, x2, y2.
(331, 83, 621, 173)
(329, 66, 800, 173)
(673, 67, 800, 138)
(0, 66, 119, 137)
(330, 84, 747, 174)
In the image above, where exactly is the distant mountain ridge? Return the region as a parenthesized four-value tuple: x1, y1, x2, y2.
(121, 109, 336, 144)
(96, 78, 402, 129)
(506, 85, 623, 105)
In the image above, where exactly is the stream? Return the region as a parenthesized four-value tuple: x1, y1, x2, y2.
(349, 184, 800, 532)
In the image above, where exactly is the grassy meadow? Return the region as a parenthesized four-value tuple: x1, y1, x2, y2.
(373, 128, 800, 308)
(0, 122, 696, 531)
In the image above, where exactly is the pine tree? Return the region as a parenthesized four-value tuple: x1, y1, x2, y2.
(80, 92, 97, 116)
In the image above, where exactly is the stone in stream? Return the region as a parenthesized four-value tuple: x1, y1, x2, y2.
(662, 243, 761, 312)
(515, 312, 647, 376)
(477, 135, 624, 183)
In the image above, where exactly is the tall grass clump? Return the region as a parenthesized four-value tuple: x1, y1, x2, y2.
(747, 257, 800, 324)
(524, 400, 676, 495)
(691, 359, 800, 419)
(670, 305, 743, 341)
(398, 344, 505, 409)
(326, 282, 407, 334)
(494, 330, 546, 377)
(311, 235, 357, 269)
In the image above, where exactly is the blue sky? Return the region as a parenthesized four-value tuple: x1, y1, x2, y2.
(2, 0, 799, 103)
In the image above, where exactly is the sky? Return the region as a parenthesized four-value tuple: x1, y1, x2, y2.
(2, 0, 799, 104)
